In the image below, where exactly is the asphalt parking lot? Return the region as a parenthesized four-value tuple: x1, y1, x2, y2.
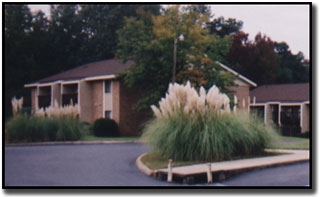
(4, 143, 310, 187)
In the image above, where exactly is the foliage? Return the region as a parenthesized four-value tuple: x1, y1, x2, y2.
(274, 42, 309, 83)
(35, 99, 79, 118)
(55, 117, 86, 141)
(93, 118, 120, 137)
(4, 3, 309, 121)
(208, 16, 243, 37)
(5, 115, 85, 143)
(117, 5, 234, 111)
(227, 31, 310, 85)
(150, 81, 231, 119)
(142, 82, 278, 161)
(4, 4, 160, 120)
(11, 96, 24, 117)
(227, 32, 278, 85)
(267, 136, 309, 150)
(82, 135, 139, 141)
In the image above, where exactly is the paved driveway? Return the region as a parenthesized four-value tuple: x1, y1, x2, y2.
(4, 143, 310, 187)
(4, 143, 179, 187)
(220, 162, 310, 186)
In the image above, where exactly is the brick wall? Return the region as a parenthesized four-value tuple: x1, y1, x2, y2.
(31, 88, 37, 112)
(79, 80, 92, 123)
(228, 84, 250, 109)
(85, 79, 149, 136)
(112, 80, 121, 124)
(118, 82, 150, 136)
(91, 81, 103, 121)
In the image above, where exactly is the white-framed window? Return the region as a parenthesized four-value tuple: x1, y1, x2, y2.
(105, 111, 112, 119)
(105, 80, 112, 93)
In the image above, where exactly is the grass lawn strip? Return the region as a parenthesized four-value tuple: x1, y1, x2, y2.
(141, 151, 288, 170)
(268, 136, 309, 150)
(142, 136, 309, 170)
(82, 134, 140, 142)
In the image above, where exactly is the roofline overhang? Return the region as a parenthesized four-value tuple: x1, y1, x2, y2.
(24, 74, 116, 88)
(24, 83, 39, 88)
(84, 74, 116, 81)
(60, 80, 80, 85)
(24, 81, 59, 88)
(216, 62, 257, 87)
(250, 101, 310, 106)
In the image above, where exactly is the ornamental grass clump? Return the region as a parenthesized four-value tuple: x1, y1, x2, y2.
(142, 82, 278, 162)
(35, 99, 79, 119)
(6, 98, 84, 143)
(11, 96, 23, 117)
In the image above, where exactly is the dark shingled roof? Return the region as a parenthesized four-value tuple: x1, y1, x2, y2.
(36, 59, 134, 83)
(250, 83, 309, 103)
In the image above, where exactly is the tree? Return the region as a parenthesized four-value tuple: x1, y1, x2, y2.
(227, 32, 278, 85)
(117, 5, 235, 110)
(4, 4, 34, 119)
(49, 5, 86, 70)
(208, 16, 243, 37)
(4, 4, 161, 120)
(227, 31, 310, 85)
(78, 4, 161, 63)
(274, 42, 309, 83)
(47, 4, 161, 69)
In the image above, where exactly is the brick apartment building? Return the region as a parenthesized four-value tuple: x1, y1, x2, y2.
(25, 59, 256, 136)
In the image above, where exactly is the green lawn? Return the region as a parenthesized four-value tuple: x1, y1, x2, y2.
(141, 152, 202, 170)
(141, 136, 310, 170)
(267, 136, 310, 150)
(82, 134, 140, 142)
(141, 151, 285, 170)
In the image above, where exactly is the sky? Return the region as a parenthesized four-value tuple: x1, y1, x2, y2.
(210, 4, 310, 60)
(28, 4, 310, 59)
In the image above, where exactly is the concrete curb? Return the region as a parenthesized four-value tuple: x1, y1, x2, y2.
(136, 149, 309, 184)
(5, 140, 142, 147)
(135, 153, 158, 177)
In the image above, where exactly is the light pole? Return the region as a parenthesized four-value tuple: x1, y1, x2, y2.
(172, 34, 184, 83)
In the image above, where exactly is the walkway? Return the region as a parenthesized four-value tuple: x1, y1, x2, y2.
(137, 149, 309, 184)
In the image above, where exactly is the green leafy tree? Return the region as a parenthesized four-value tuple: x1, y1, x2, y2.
(49, 5, 85, 70)
(274, 42, 309, 83)
(208, 16, 243, 37)
(4, 4, 161, 120)
(5, 4, 34, 119)
(78, 4, 161, 63)
(48, 4, 161, 71)
(117, 5, 234, 110)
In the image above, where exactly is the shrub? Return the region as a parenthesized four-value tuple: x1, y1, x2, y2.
(6, 97, 84, 143)
(55, 117, 85, 141)
(93, 118, 120, 137)
(142, 82, 278, 161)
(6, 115, 30, 142)
(5, 115, 84, 143)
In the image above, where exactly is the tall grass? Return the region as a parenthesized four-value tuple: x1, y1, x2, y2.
(6, 98, 84, 143)
(142, 82, 278, 161)
(6, 115, 85, 143)
(143, 111, 277, 161)
(11, 96, 23, 117)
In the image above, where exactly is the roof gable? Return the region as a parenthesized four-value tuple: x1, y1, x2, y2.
(250, 83, 309, 103)
(25, 59, 256, 88)
(29, 59, 134, 85)
(216, 62, 257, 87)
